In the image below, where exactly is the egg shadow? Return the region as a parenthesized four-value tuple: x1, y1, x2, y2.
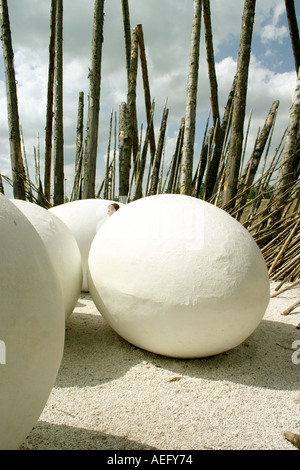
(56, 296, 300, 392)
(21, 420, 156, 450)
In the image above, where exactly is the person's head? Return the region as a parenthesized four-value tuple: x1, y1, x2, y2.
(107, 203, 120, 216)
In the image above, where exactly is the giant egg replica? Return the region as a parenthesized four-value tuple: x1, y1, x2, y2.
(49, 199, 123, 291)
(88, 194, 270, 358)
(0, 195, 65, 449)
(11, 199, 82, 319)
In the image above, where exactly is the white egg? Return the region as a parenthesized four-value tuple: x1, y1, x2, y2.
(49, 199, 123, 291)
(88, 194, 270, 358)
(11, 199, 82, 319)
(0, 194, 65, 449)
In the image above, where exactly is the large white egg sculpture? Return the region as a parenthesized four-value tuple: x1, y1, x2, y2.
(88, 194, 270, 358)
(0, 195, 65, 449)
(11, 199, 82, 319)
(49, 199, 123, 291)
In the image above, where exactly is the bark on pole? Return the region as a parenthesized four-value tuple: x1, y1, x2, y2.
(44, 0, 57, 203)
(121, 0, 131, 86)
(239, 100, 279, 192)
(82, 0, 105, 199)
(113, 111, 117, 200)
(104, 109, 113, 199)
(71, 91, 84, 201)
(133, 100, 155, 201)
(137, 23, 156, 164)
(223, 0, 256, 206)
(194, 127, 214, 198)
(75, 91, 84, 172)
(235, 100, 279, 219)
(180, 0, 203, 196)
(167, 118, 185, 194)
(272, 69, 300, 220)
(53, 0, 64, 206)
(210, 74, 236, 198)
(0, 173, 5, 195)
(127, 27, 139, 179)
(202, 0, 225, 200)
(0, 0, 26, 200)
(118, 101, 131, 202)
(148, 103, 169, 196)
(285, 0, 300, 75)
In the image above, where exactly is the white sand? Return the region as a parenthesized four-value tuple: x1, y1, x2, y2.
(21, 281, 300, 451)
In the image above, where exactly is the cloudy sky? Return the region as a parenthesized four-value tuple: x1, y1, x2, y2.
(0, 0, 299, 199)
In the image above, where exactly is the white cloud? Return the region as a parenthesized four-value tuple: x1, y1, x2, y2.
(261, 24, 288, 43)
(0, 0, 298, 199)
(259, 1, 288, 44)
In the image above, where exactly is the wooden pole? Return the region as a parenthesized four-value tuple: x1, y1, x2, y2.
(0, 0, 26, 199)
(53, 0, 64, 206)
(44, 0, 57, 203)
(82, 0, 105, 199)
(223, 0, 256, 206)
(137, 24, 156, 164)
(180, 0, 203, 196)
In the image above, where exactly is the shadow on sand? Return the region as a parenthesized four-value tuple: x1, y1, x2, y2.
(56, 302, 300, 392)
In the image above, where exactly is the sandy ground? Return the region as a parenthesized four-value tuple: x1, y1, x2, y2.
(20, 281, 300, 451)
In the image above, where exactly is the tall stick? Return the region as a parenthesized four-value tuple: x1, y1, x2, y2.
(75, 91, 84, 172)
(104, 109, 113, 199)
(148, 102, 169, 196)
(44, 0, 57, 203)
(82, 0, 105, 199)
(180, 0, 203, 196)
(223, 0, 256, 206)
(127, 26, 139, 179)
(0, 0, 26, 199)
(137, 24, 156, 164)
(202, 0, 224, 200)
(113, 111, 117, 200)
(285, 0, 300, 75)
(53, 0, 64, 206)
(118, 102, 131, 203)
(121, 0, 131, 86)
(133, 100, 155, 201)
